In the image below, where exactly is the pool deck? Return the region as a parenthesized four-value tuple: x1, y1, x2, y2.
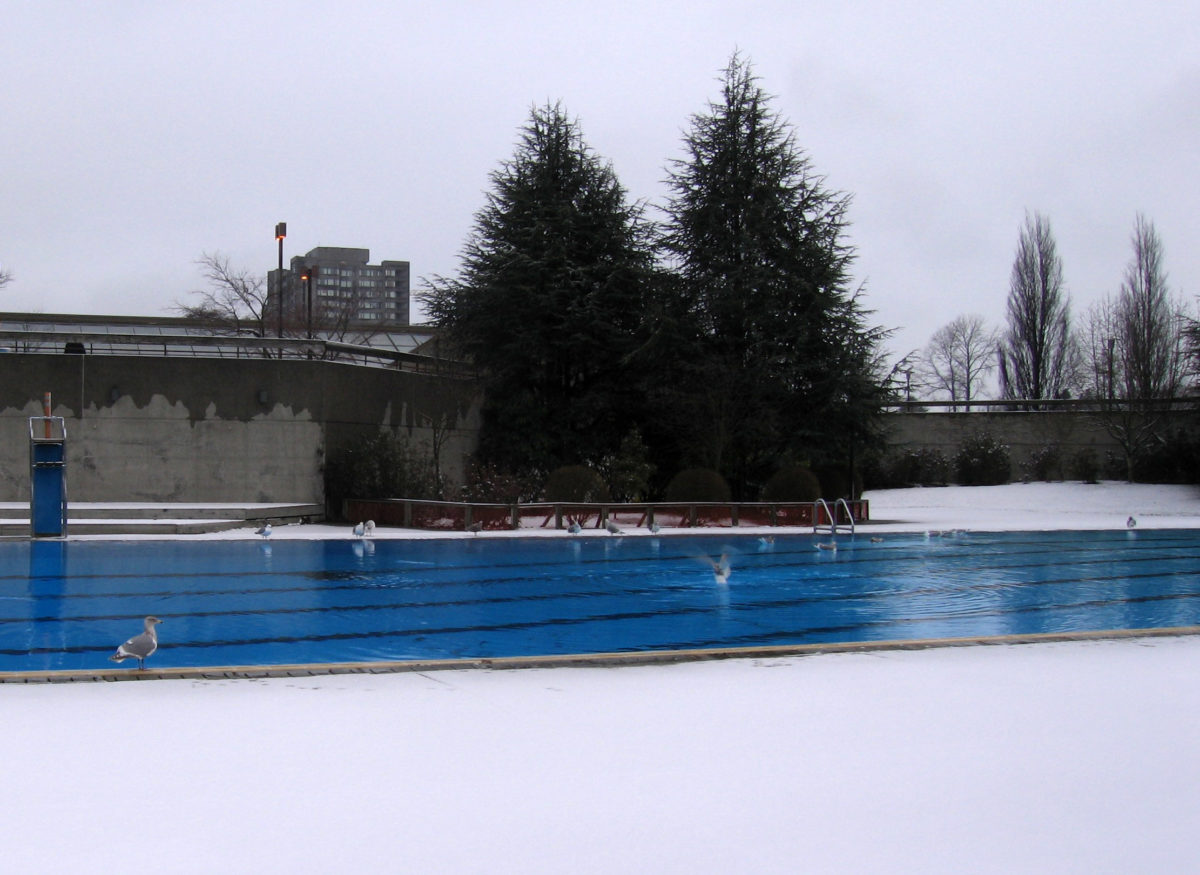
(5, 625, 1198, 684)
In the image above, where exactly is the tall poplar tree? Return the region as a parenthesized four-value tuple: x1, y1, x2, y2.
(1081, 216, 1190, 479)
(657, 54, 887, 496)
(423, 103, 656, 475)
(998, 212, 1075, 403)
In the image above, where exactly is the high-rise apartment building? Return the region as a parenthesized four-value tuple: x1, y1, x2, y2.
(268, 246, 410, 328)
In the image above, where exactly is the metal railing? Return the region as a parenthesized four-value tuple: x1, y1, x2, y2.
(0, 330, 475, 377)
(812, 498, 856, 535)
(343, 497, 871, 532)
(890, 397, 1196, 413)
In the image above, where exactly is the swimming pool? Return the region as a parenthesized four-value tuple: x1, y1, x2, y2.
(3, 529, 1199, 673)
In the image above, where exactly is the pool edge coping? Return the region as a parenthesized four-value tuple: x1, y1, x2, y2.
(5, 625, 1200, 684)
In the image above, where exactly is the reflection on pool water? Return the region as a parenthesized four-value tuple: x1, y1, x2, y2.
(2, 528, 1199, 673)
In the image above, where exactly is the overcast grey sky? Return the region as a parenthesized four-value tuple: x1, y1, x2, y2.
(1, 0, 1196, 359)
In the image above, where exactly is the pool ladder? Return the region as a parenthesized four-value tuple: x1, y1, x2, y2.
(813, 498, 855, 535)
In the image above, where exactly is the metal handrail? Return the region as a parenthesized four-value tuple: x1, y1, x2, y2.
(834, 497, 856, 534)
(813, 498, 836, 535)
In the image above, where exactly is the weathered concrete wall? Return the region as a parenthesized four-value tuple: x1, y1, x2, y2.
(0, 353, 482, 503)
(880, 408, 1181, 477)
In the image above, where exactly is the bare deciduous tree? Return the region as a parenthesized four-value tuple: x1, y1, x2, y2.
(175, 252, 270, 337)
(1117, 215, 1186, 400)
(998, 212, 1075, 404)
(921, 314, 998, 410)
(1081, 216, 1189, 479)
(0, 262, 12, 290)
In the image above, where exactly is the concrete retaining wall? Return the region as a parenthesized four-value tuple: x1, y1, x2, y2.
(880, 408, 1191, 478)
(4, 351, 1186, 503)
(0, 353, 482, 503)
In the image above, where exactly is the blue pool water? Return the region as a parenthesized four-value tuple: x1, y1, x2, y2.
(2, 529, 1199, 673)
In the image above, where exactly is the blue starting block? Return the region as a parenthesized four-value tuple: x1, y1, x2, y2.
(29, 417, 68, 538)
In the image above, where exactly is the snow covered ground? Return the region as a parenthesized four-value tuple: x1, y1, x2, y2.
(7, 482, 1200, 873)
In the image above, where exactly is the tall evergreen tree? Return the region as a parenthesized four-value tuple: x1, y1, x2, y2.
(423, 103, 656, 476)
(998, 212, 1075, 403)
(656, 54, 887, 496)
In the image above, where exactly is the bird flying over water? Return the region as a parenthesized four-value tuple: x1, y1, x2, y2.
(109, 616, 162, 670)
(704, 553, 731, 584)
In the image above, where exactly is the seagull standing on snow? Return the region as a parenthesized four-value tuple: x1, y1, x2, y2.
(1127, 516, 1137, 528)
(605, 520, 622, 535)
(567, 521, 582, 534)
(109, 616, 162, 670)
(256, 522, 272, 538)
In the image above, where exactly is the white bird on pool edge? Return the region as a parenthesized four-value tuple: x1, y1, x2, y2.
(256, 522, 272, 538)
(109, 616, 162, 670)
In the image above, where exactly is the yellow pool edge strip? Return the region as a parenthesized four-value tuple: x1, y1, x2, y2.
(4, 625, 1200, 684)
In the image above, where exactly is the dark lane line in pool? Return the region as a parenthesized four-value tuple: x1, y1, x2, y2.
(8, 563, 1198, 659)
(5, 530, 1192, 588)
(10, 542, 1198, 604)
(2, 560, 1197, 628)
(703, 589, 1200, 650)
(13, 583, 1200, 661)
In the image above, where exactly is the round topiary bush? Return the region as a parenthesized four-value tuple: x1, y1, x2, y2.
(954, 432, 1011, 486)
(543, 465, 610, 503)
(814, 464, 864, 501)
(1069, 448, 1100, 484)
(664, 468, 731, 503)
(886, 448, 950, 487)
(761, 465, 821, 502)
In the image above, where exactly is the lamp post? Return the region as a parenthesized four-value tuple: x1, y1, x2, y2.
(306, 264, 318, 339)
(275, 222, 287, 339)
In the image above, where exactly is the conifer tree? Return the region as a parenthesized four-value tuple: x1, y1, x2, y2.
(657, 54, 887, 496)
(423, 103, 657, 476)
